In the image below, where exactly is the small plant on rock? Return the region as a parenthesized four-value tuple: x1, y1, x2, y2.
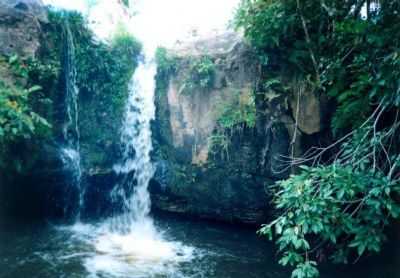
(182, 55, 215, 94)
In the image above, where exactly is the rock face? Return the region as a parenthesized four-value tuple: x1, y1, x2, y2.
(166, 36, 256, 165)
(0, 0, 46, 59)
(0, 2, 331, 224)
(151, 32, 331, 225)
(152, 33, 268, 224)
(0, 1, 69, 220)
(0, 2, 131, 220)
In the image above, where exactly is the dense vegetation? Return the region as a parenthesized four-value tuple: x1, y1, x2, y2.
(0, 53, 56, 171)
(44, 11, 141, 168)
(235, 0, 400, 277)
(155, 47, 178, 87)
(48, 11, 141, 122)
(0, 9, 141, 175)
(0, 56, 52, 142)
(156, 48, 216, 93)
(182, 55, 216, 93)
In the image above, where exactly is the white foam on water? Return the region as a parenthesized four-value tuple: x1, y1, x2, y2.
(42, 1, 239, 276)
(58, 222, 195, 278)
(58, 49, 195, 276)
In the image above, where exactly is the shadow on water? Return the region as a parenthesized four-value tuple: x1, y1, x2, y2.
(0, 214, 399, 278)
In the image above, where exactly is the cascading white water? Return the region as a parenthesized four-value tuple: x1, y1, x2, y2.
(60, 22, 83, 217)
(76, 48, 195, 278)
(72, 19, 196, 278)
(57, 41, 195, 277)
(44, 1, 240, 276)
(112, 58, 156, 232)
(46, 3, 196, 275)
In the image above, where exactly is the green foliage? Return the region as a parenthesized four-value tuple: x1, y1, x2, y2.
(261, 163, 399, 276)
(235, 0, 400, 132)
(25, 57, 60, 124)
(324, 18, 400, 132)
(0, 82, 50, 143)
(1, 9, 140, 172)
(41, 10, 142, 168)
(26, 57, 60, 86)
(234, 1, 289, 55)
(208, 133, 231, 161)
(8, 54, 29, 78)
(155, 50, 215, 95)
(0, 54, 52, 144)
(236, 0, 400, 276)
(111, 29, 142, 64)
(208, 91, 256, 160)
(291, 262, 319, 278)
(217, 91, 256, 130)
(234, 0, 315, 72)
(0, 40, 58, 171)
(48, 10, 141, 120)
(182, 55, 215, 94)
(259, 119, 400, 277)
(155, 47, 178, 77)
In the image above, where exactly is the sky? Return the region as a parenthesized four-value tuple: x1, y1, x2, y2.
(42, 0, 240, 49)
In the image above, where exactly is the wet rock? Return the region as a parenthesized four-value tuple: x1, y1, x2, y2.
(0, 0, 47, 58)
(83, 170, 120, 219)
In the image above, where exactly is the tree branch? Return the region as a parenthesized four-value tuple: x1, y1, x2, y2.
(296, 0, 321, 84)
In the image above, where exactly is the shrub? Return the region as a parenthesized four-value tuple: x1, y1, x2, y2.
(182, 55, 215, 94)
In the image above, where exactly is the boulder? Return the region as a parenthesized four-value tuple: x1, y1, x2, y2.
(289, 86, 328, 135)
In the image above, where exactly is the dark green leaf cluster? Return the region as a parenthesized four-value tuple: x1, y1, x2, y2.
(235, 0, 400, 277)
(0, 82, 50, 143)
(261, 159, 400, 276)
(235, 0, 400, 132)
(217, 91, 256, 130)
(259, 118, 400, 277)
(324, 17, 400, 132)
(182, 55, 216, 94)
(234, 0, 317, 73)
(155, 47, 178, 80)
(48, 10, 142, 121)
(0, 54, 53, 145)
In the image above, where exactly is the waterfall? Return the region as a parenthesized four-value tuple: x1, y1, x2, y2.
(110, 57, 157, 233)
(56, 2, 198, 275)
(78, 52, 196, 276)
(60, 21, 83, 218)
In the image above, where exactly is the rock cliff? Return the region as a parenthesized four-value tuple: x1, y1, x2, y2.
(0, 1, 138, 220)
(151, 32, 331, 224)
(0, 2, 331, 224)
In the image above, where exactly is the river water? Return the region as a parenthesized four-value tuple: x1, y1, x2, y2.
(0, 214, 399, 278)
